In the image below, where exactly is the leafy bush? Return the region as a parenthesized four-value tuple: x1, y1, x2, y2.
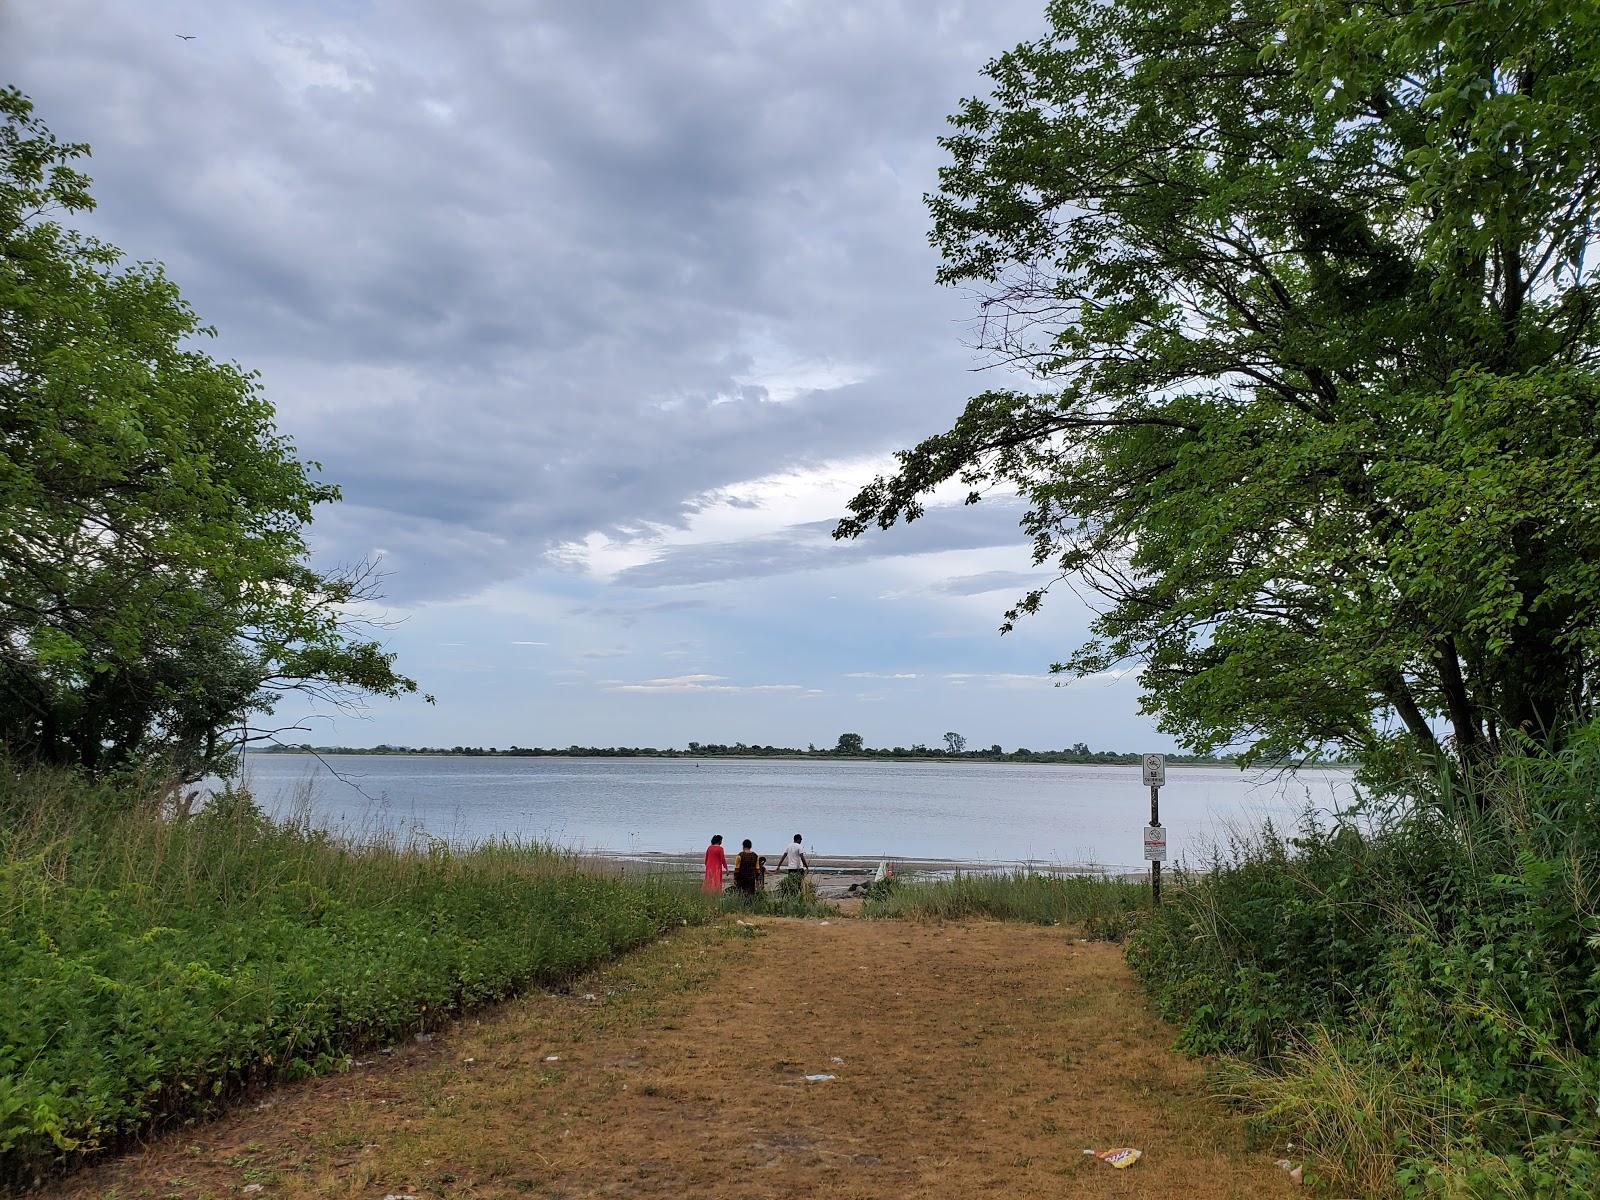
(1127, 725, 1600, 1195)
(862, 870, 1147, 929)
(720, 872, 837, 918)
(0, 766, 713, 1184)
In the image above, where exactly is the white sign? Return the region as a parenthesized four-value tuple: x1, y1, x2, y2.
(1142, 752, 1167, 787)
(1143, 824, 1167, 861)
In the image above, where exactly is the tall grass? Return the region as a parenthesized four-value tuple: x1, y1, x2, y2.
(1127, 724, 1600, 1196)
(720, 870, 838, 918)
(862, 870, 1148, 934)
(0, 765, 713, 1185)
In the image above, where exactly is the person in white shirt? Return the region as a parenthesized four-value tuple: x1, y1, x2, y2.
(777, 833, 809, 874)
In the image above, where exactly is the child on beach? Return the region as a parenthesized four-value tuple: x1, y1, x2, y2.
(703, 834, 727, 893)
(756, 855, 768, 891)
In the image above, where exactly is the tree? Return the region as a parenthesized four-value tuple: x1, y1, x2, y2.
(835, 732, 865, 753)
(0, 90, 418, 780)
(836, 1, 1600, 784)
(944, 731, 967, 755)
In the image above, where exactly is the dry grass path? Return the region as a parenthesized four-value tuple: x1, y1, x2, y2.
(54, 918, 1287, 1199)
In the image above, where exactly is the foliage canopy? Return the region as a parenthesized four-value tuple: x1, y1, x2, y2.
(837, 0, 1600, 778)
(0, 89, 416, 779)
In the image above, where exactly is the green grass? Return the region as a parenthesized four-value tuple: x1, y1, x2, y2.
(717, 870, 838, 918)
(862, 870, 1148, 935)
(0, 765, 714, 1184)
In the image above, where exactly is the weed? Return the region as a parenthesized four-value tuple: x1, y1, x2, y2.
(718, 873, 836, 918)
(861, 870, 1147, 928)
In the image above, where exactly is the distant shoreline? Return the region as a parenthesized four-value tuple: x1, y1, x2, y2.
(248, 748, 1305, 768)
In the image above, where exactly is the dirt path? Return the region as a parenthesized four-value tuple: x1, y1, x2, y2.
(53, 919, 1287, 1199)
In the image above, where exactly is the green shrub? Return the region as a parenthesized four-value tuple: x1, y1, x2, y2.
(859, 875, 899, 903)
(0, 766, 713, 1184)
(862, 870, 1147, 928)
(1126, 724, 1600, 1195)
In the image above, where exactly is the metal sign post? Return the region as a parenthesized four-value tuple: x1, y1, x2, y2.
(1142, 753, 1166, 906)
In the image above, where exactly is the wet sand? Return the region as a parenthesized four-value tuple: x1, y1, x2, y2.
(597, 850, 1140, 897)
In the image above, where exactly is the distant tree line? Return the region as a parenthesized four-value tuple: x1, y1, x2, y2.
(257, 734, 1256, 766)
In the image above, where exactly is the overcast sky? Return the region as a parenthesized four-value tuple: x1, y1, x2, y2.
(7, 1, 1173, 752)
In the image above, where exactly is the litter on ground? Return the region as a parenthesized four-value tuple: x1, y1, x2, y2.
(1084, 1147, 1143, 1169)
(803, 1073, 836, 1083)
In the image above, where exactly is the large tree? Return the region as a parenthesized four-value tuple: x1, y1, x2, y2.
(837, 0, 1600, 780)
(0, 89, 418, 780)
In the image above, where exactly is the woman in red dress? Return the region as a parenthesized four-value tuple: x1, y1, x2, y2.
(702, 834, 727, 893)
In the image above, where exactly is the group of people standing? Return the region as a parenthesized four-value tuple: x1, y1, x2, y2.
(702, 832, 809, 896)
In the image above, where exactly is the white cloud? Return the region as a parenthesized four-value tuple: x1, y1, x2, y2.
(607, 675, 806, 695)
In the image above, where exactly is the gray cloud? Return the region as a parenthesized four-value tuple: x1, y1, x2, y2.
(9, 1, 1048, 603)
(6, 2, 1184, 756)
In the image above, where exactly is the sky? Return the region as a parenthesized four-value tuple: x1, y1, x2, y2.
(6, 1, 1174, 753)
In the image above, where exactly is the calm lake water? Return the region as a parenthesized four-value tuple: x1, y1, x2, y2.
(238, 753, 1354, 872)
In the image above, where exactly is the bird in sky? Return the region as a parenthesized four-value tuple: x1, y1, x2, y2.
(176, 34, 195, 40)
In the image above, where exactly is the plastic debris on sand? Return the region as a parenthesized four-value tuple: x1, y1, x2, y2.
(803, 1073, 836, 1083)
(1083, 1147, 1143, 1169)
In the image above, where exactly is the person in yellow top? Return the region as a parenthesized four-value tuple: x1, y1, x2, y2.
(731, 839, 759, 897)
